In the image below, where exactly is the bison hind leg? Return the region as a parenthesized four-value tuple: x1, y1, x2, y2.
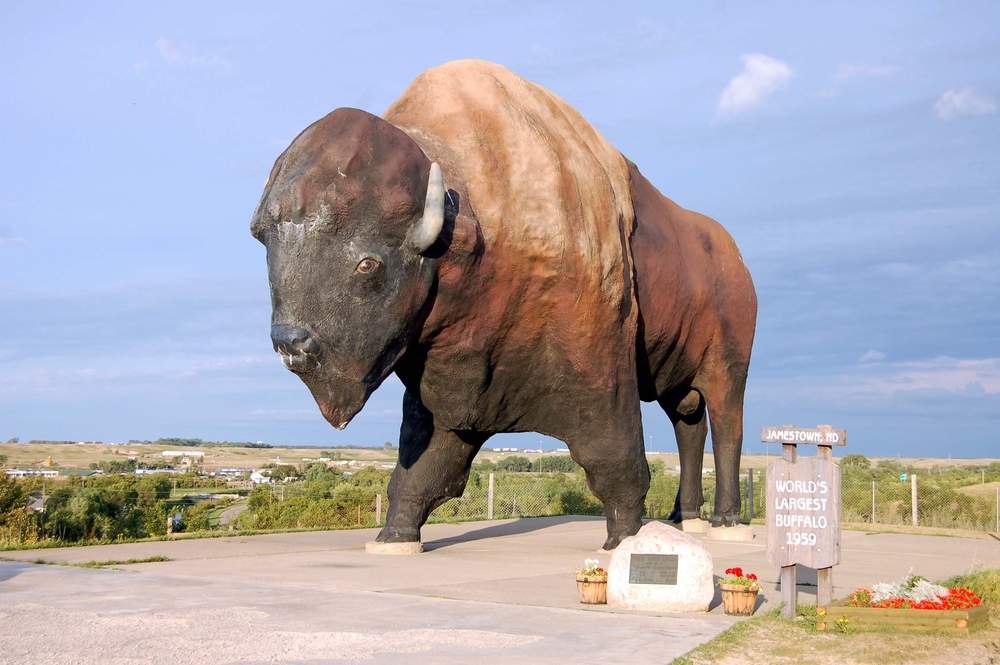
(661, 390, 708, 523)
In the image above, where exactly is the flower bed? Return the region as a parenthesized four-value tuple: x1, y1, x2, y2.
(819, 571, 988, 635)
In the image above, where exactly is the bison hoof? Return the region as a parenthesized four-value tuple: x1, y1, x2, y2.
(669, 508, 703, 523)
(711, 514, 741, 528)
(375, 526, 420, 543)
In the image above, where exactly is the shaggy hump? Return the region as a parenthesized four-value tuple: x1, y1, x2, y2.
(384, 60, 638, 390)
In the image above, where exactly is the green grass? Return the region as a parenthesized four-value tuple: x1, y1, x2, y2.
(73, 556, 171, 568)
(22, 555, 171, 569)
(938, 567, 1000, 617)
(670, 605, 784, 665)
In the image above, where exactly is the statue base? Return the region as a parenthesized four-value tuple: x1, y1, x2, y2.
(705, 525, 755, 542)
(365, 541, 424, 555)
(680, 518, 710, 533)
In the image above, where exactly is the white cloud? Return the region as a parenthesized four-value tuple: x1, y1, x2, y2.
(246, 408, 321, 421)
(819, 62, 899, 97)
(0, 224, 27, 246)
(634, 18, 663, 50)
(858, 350, 886, 364)
(154, 38, 230, 70)
(862, 356, 1000, 394)
(935, 88, 996, 120)
(833, 63, 899, 82)
(717, 53, 793, 115)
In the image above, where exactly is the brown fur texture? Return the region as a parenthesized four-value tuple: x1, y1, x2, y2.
(384, 60, 640, 429)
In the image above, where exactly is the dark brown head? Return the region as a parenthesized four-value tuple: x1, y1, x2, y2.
(251, 108, 445, 429)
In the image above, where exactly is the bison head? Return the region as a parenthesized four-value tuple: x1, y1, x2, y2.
(251, 108, 444, 430)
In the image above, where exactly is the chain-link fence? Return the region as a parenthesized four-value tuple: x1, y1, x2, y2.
(4, 466, 994, 552)
(423, 469, 1000, 535)
(728, 468, 1000, 534)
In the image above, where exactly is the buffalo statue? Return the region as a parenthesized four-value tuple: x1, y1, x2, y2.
(251, 60, 756, 550)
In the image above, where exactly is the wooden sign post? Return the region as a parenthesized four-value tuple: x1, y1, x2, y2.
(762, 424, 846, 618)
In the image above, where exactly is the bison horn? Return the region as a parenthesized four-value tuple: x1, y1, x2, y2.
(406, 162, 444, 254)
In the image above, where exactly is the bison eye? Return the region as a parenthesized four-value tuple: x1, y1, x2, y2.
(356, 258, 380, 274)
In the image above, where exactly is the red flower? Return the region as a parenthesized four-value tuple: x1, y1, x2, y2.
(747, 573, 758, 581)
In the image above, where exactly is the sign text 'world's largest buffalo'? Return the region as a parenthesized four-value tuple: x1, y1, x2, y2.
(765, 457, 842, 569)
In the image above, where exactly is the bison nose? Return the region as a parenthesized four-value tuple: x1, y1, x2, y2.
(271, 324, 321, 372)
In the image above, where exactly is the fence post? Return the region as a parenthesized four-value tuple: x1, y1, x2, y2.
(376, 493, 382, 526)
(488, 473, 494, 520)
(748, 468, 754, 522)
(872, 480, 876, 525)
(996, 487, 998, 535)
(911, 474, 918, 527)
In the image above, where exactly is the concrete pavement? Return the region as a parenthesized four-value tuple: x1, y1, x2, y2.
(1, 517, 998, 664)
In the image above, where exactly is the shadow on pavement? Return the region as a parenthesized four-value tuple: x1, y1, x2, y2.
(424, 515, 604, 551)
(0, 561, 35, 583)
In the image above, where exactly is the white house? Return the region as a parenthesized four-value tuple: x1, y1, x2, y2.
(250, 470, 273, 485)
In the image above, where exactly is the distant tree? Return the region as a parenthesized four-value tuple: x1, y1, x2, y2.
(269, 464, 299, 482)
(841, 454, 870, 469)
(99, 459, 137, 474)
(154, 438, 204, 447)
(497, 456, 532, 473)
(136, 475, 172, 506)
(874, 458, 905, 476)
(321, 451, 333, 459)
(6, 437, 18, 444)
(532, 455, 579, 473)
(383, 442, 394, 451)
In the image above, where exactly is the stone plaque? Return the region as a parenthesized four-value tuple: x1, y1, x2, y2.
(607, 521, 714, 613)
(629, 554, 678, 585)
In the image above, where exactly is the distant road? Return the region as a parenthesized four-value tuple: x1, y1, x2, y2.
(218, 501, 248, 527)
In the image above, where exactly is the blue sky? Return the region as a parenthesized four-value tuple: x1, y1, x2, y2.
(1, 2, 997, 457)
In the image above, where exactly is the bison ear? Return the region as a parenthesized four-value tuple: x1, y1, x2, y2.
(405, 162, 444, 254)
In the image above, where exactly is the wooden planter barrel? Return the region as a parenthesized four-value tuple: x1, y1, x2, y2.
(818, 604, 990, 635)
(576, 574, 608, 604)
(719, 583, 759, 616)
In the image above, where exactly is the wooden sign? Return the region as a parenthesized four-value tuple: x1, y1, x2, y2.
(628, 554, 679, 585)
(765, 456, 841, 569)
(761, 425, 847, 446)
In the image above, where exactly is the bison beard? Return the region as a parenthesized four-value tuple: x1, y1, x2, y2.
(251, 60, 757, 550)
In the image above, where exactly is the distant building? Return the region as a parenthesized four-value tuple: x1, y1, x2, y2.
(6, 469, 59, 478)
(26, 492, 46, 513)
(161, 451, 205, 459)
(249, 470, 272, 484)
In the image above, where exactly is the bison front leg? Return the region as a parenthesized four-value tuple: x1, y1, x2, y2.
(377, 389, 488, 544)
(570, 412, 650, 550)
